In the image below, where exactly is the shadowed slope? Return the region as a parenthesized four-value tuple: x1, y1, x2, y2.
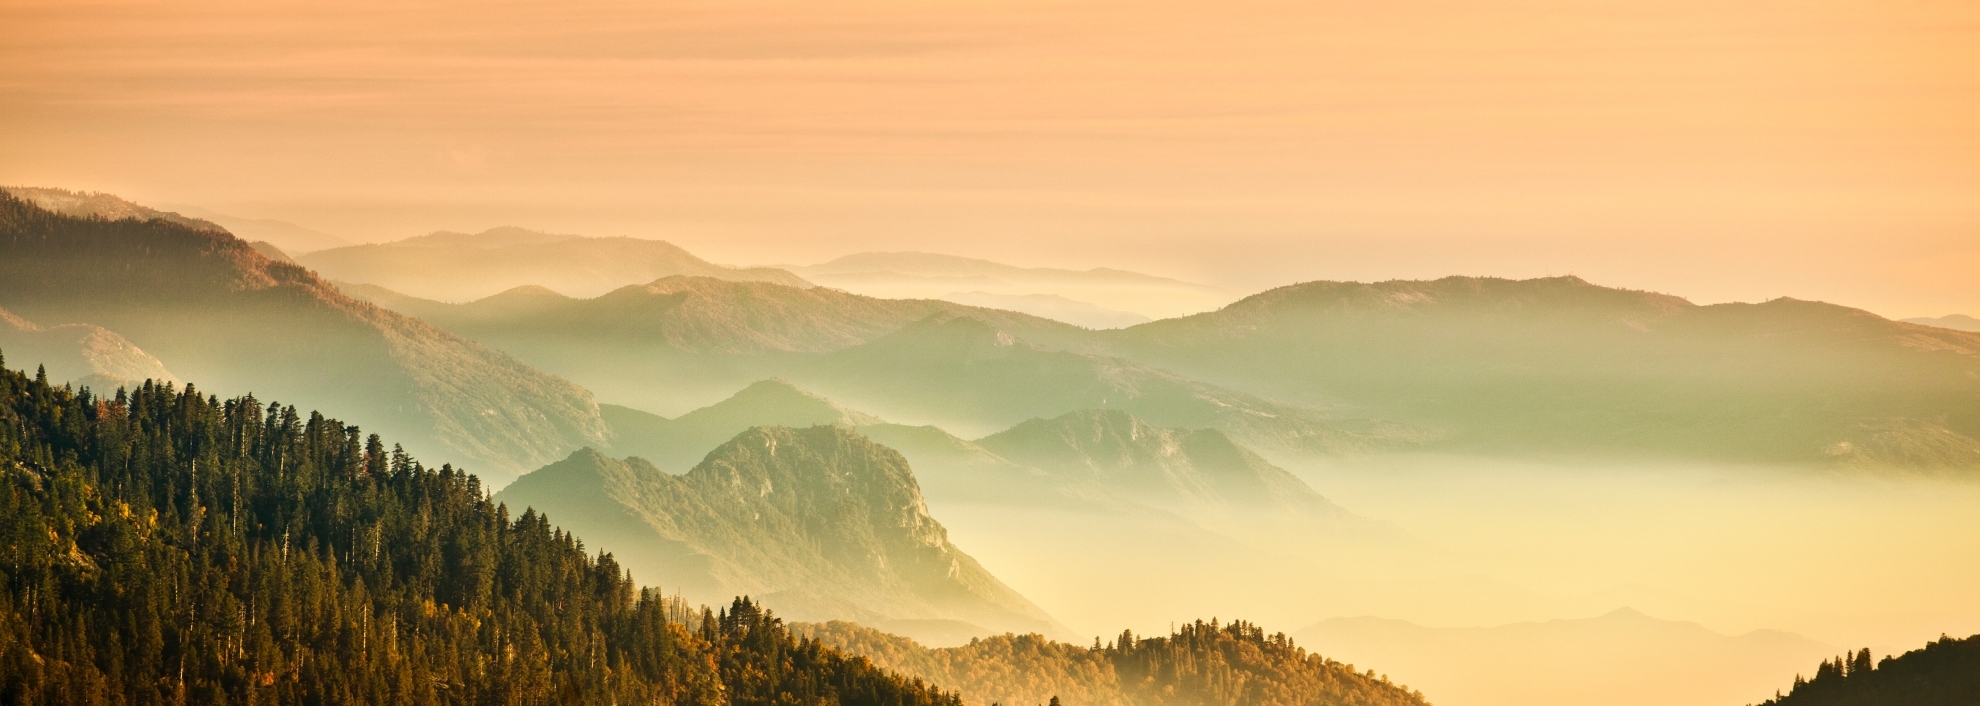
(0, 191, 609, 484)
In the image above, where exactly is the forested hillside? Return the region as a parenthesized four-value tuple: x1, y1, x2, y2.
(0, 357, 964, 706)
(1757, 634, 1980, 706)
(797, 619, 1432, 706)
(0, 190, 609, 484)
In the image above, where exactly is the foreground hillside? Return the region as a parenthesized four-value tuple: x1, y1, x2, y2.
(0, 190, 609, 484)
(1108, 276, 1980, 468)
(1758, 634, 1980, 706)
(0, 361, 963, 706)
(797, 619, 1431, 706)
(495, 429, 1068, 644)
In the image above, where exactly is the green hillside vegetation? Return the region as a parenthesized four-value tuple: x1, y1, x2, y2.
(796, 618, 1432, 706)
(1107, 276, 1980, 468)
(299, 227, 811, 302)
(0, 358, 965, 706)
(1757, 634, 1980, 706)
(494, 428, 1067, 644)
(0, 191, 610, 485)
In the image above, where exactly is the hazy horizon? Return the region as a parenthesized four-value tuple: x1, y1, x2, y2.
(5, 0, 1978, 319)
(3, 2, 1977, 705)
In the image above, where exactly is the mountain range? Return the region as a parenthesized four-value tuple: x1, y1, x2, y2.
(493, 426, 1069, 645)
(0, 190, 610, 484)
(790, 250, 1237, 320)
(299, 227, 811, 301)
(1904, 314, 1980, 332)
(1102, 276, 1980, 468)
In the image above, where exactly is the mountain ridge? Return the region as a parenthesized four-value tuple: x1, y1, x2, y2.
(495, 426, 1071, 645)
(0, 190, 611, 484)
(301, 227, 812, 301)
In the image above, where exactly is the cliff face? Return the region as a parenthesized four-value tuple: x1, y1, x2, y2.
(497, 426, 1069, 644)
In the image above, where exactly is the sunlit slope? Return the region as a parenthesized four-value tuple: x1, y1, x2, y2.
(797, 618, 1433, 706)
(0, 307, 178, 390)
(1297, 608, 1833, 706)
(494, 426, 1070, 645)
(0, 191, 610, 484)
(1109, 276, 1980, 468)
(300, 227, 811, 301)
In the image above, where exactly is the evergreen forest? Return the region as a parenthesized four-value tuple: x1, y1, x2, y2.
(0, 356, 964, 706)
(796, 619, 1430, 706)
(1757, 633, 1980, 706)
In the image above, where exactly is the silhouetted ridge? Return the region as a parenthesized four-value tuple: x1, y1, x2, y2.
(1758, 633, 1980, 706)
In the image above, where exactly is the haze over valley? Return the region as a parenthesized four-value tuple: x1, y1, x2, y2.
(3, 3, 1976, 701)
(2, 186, 1976, 706)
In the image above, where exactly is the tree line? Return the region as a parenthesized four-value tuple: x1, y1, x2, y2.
(0, 356, 963, 706)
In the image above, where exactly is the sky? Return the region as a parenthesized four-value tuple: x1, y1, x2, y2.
(3, 0, 1977, 317)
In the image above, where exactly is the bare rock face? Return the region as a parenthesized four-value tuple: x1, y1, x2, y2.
(497, 426, 1070, 645)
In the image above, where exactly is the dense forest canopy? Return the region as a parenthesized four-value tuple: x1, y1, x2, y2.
(1757, 634, 1980, 706)
(797, 619, 1431, 706)
(0, 354, 963, 706)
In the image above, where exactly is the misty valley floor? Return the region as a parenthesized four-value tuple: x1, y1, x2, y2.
(931, 454, 1980, 706)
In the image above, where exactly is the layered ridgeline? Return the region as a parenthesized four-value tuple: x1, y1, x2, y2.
(1106, 276, 1980, 469)
(301, 227, 811, 302)
(790, 251, 1237, 321)
(0, 361, 966, 706)
(337, 276, 1095, 414)
(601, 379, 883, 472)
(796, 316, 1419, 453)
(591, 378, 1375, 541)
(494, 427, 1068, 646)
(1757, 634, 1980, 706)
(795, 619, 1431, 706)
(0, 190, 608, 484)
(973, 409, 1366, 534)
(0, 308, 178, 391)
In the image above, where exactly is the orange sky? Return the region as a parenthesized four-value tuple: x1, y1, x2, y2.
(3, 0, 1977, 316)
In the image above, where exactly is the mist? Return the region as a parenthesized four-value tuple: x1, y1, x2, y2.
(925, 454, 1980, 706)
